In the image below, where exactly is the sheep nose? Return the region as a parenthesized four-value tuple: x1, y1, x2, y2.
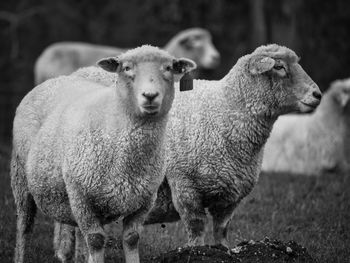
(312, 91, 322, 100)
(142, 92, 159, 102)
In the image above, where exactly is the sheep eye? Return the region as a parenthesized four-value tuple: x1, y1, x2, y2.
(124, 66, 131, 72)
(165, 65, 172, 71)
(273, 65, 285, 70)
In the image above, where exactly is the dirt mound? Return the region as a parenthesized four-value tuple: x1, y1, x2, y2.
(146, 237, 316, 263)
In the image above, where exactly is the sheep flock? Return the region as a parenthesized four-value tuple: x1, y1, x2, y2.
(11, 26, 348, 263)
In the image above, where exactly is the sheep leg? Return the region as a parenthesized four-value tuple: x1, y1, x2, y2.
(54, 222, 76, 263)
(75, 227, 88, 263)
(11, 153, 37, 263)
(208, 203, 236, 248)
(122, 205, 151, 263)
(77, 218, 105, 263)
(65, 186, 106, 263)
(172, 189, 207, 246)
(13, 193, 37, 263)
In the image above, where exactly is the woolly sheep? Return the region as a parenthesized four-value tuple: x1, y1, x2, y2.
(11, 45, 196, 263)
(142, 44, 321, 248)
(56, 44, 322, 256)
(262, 78, 350, 176)
(34, 28, 220, 84)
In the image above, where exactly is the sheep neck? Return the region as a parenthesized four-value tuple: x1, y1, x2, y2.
(219, 63, 278, 163)
(107, 93, 169, 176)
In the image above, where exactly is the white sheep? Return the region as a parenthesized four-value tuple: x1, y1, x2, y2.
(34, 27, 220, 84)
(261, 78, 350, 176)
(143, 44, 322, 248)
(11, 45, 196, 263)
(55, 44, 322, 257)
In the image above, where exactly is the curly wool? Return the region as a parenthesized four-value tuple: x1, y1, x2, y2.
(145, 44, 318, 226)
(53, 44, 320, 258)
(11, 45, 188, 263)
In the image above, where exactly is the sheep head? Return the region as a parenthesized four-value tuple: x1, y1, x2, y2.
(245, 44, 322, 117)
(328, 78, 350, 111)
(97, 45, 196, 118)
(168, 28, 220, 70)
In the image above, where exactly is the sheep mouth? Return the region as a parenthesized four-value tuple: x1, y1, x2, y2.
(142, 105, 160, 115)
(301, 101, 319, 109)
(300, 101, 319, 113)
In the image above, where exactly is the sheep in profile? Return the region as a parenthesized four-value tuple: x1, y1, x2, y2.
(262, 78, 350, 176)
(56, 44, 322, 255)
(34, 28, 220, 84)
(142, 44, 322, 248)
(11, 45, 196, 263)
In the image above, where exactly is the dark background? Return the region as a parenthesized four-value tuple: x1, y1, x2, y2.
(0, 2, 350, 262)
(1, 0, 350, 141)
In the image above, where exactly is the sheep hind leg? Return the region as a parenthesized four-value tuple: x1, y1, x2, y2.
(122, 207, 150, 263)
(208, 203, 236, 249)
(11, 152, 37, 263)
(172, 191, 207, 246)
(13, 193, 37, 263)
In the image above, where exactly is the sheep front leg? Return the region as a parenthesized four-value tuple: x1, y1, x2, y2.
(66, 187, 106, 263)
(76, 216, 105, 263)
(208, 203, 236, 249)
(122, 204, 153, 263)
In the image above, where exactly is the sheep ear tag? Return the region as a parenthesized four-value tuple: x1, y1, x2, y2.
(180, 72, 193, 91)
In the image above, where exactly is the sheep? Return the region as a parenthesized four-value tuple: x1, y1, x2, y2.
(34, 28, 220, 84)
(55, 44, 322, 257)
(11, 45, 197, 263)
(142, 44, 322, 248)
(261, 78, 350, 176)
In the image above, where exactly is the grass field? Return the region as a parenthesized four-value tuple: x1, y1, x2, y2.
(0, 147, 349, 263)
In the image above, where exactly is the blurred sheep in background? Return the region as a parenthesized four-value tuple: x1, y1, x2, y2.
(34, 28, 220, 84)
(262, 78, 350, 176)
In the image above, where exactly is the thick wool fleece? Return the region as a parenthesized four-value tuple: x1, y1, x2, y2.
(262, 79, 350, 176)
(55, 44, 320, 254)
(11, 45, 190, 263)
(145, 44, 318, 231)
(14, 77, 167, 224)
(146, 54, 276, 224)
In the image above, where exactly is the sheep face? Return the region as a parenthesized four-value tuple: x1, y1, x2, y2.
(97, 47, 196, 118)
(329, 79, 350, 111)
(248, 45, 322, 116)
(179, 29, 220, 69)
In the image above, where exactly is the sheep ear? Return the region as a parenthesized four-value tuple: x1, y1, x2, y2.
(173, 58, 197, 91)
(97, 57, 121, 72)
(248, 55, 275, 75)
(173, 58, 197, 75)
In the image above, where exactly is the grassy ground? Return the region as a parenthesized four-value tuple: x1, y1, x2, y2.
(0, 147, 349, 263)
